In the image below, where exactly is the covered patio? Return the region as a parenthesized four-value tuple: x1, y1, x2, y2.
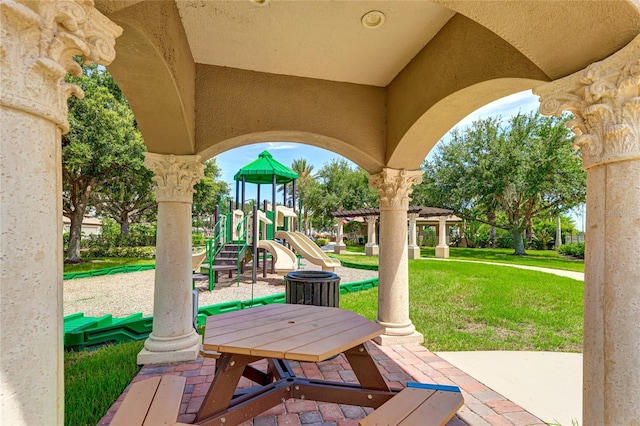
(98, 343, 544, 425)
(2, 1, 640, 424)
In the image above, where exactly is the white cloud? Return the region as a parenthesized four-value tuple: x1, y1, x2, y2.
(266, 142, 299, 151)
(452, 90, 540, 131)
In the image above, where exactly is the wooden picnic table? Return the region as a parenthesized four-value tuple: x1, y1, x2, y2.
(195, 303, 399, 426)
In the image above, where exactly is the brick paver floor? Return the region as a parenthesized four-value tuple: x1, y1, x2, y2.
(99, 342, 545, 426)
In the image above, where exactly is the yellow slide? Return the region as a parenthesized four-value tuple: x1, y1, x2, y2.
(275, 231, 341, 272)
(257, 240, 297, 275)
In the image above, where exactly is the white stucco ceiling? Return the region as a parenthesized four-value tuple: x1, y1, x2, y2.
(176, 0, 455, 87)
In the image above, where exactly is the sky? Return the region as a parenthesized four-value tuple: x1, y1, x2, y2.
(213, 90, 586, 230)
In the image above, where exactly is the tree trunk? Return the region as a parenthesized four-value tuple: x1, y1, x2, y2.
(66, 211, 84, 262)
(120, 219, 130, 236)
(512, 228, 527, 255)
(487, 211, 496, 248)
(555, 215, 562, 249)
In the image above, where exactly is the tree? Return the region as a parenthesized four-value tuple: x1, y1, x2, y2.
(414, 112, 586, 255)
(192, 159, 230, 229)
(63, 63, 143, 262)
(290, 158, 315, 234)
(92, 134, 156, 236)
(305, 159, 378, 231)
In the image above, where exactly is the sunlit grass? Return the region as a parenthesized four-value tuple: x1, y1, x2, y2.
(63, 257, 155, 273)
(341, 260, 583, 352)
(335, 246, 584, 272)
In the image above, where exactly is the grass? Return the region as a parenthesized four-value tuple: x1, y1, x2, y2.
(65, 340, 144, 426)
(341, 260, 583, 352)
(65, 248, 583, 421)
(421, 247, 585, 272)
(336, 246, 584, 272)
(63, 257, 155, 273)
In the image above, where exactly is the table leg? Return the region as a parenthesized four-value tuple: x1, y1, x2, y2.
(196, 353, 261, 422)
(344, 343, 390, 391)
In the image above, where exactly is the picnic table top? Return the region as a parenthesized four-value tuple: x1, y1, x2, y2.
(202, 304, 384, 362)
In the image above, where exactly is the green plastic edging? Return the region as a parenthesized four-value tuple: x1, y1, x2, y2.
(64, 276, 379, 350)
(63, 263, 155, 280)
(334, 259, 378, 271)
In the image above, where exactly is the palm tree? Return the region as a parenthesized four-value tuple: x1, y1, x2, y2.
(291, 158, 315, 234)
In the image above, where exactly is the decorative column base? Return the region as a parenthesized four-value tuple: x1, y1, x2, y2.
(435, 245, 449, 259)
(374, 331, 424, 346)
(333, 243, 346, 254)
(365, 244, 379, 256)
(408, 245, 420, 259)
(374, 320, 424, 345)
(137, 333, 201, 365)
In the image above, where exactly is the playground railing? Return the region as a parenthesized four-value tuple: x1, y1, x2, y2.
(235, 216, 249, 285)
(205, 216, 228, 287)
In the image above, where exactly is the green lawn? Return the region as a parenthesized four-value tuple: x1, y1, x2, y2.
(65, 341, 144, 426)
(341, 260, 583, 352)
(337, 246, 584, 272)
(63, 257, 155, 273)
(421, 247, 584, 272)
(65, 250, 583, 423)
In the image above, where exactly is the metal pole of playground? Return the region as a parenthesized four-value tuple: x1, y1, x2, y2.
(252, 204, 258, 293)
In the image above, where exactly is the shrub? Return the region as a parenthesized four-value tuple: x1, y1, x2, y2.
(192, 233, 206, 247)
(315, 238, 329, 247)
(86, 246, 155, 258)
(558, 242, 585, 259)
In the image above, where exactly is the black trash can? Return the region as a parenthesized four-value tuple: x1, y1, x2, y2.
(284, 270, 340, 308)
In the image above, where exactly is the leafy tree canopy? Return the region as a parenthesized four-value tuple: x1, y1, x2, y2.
(305, 159, 378, 231)
(192, 158, 230, 228)
(413, 112, 586, 255)
(63, 63, 145, 261)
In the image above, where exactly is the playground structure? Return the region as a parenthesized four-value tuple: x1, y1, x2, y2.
(197, 151, 341, 290)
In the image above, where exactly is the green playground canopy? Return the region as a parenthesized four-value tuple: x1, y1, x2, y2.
(234, 150, 298, 184)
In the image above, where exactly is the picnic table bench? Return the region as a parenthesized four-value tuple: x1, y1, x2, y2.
(110, 375, 188, 426)
(359, 382, 463, 426)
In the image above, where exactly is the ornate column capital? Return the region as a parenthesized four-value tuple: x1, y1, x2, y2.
(534, 34, 640, 170)
(0, 0, 122, 132)
(144, 153, 204, 203)
(364, 216, 377, 224)
(369, 168, 422, 210)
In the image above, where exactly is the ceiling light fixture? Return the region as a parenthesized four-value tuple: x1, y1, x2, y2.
(361, 11, 385, 29)
(249, 0, 269, 6)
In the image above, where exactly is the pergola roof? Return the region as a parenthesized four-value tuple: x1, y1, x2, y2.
(332, 206, 454, 218)
(233, 150, 299, 184)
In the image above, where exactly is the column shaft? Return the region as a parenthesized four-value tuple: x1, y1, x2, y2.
(435, 217, 449, 258)
(369, 168, 423, 345)
(534, 35, 640, 423)
(334, 220, 346, 254)
(0, 2, 120, 424)
(408, 213, 420, 259)
(138, 153, 204, 364)
(365, 216, 378, 256)
(1, 107, 63, 424)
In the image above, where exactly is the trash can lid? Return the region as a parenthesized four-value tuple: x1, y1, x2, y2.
(285, 270, 339, 281)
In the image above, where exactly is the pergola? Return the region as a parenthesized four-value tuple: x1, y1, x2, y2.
(2, 1, 640, 424)
(331, 206, 458, 258)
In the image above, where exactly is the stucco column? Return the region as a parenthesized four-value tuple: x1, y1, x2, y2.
(407, 213, 420, 259)
(369, 168, 423, 345)
(0, 2, 120, 424)
(334, 219, 347, 254)
(137, 154, 204, 364)
(435, 217, 449, 258)
(534, 34, 640, 425)
(365, 216, 379, 256)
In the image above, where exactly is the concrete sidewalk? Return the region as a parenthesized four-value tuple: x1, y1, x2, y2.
(438, 351, 583, 425)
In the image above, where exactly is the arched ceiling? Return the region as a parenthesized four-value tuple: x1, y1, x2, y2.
(95, 1, 640, 172)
